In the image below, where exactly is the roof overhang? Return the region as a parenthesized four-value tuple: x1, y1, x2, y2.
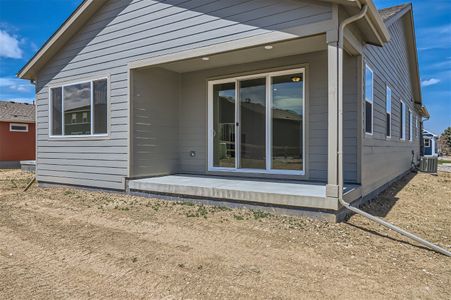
(415, 104, 430, 119)
(17, 0, 107, 80)
(16, 0, 394, 81)
(323, 0, 391, 45)
(403, 7, 423, 106)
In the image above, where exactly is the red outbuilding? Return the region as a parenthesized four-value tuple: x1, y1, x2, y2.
(0, 101, 36, 167)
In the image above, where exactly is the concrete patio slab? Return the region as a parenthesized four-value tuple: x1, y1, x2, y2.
(128, 175, 360, 211)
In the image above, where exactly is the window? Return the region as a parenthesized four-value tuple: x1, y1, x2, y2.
(400, 101, 406, 140)
(209, 68, 305, 175)
(386, 86, 392, 137)
(9, 123, 28, 132)
(50, 78, 108, 136)
(409, 110, 413, 142)
(364, 65, 373, 134)
(424, 138, 431, 147)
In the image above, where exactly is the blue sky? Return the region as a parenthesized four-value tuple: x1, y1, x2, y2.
(0, 0, 450, 134)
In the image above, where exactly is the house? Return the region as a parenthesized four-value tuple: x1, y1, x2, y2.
(422, 129, 438, 157)
(0, 101, 36, 168)
(17, 0, 429, 221)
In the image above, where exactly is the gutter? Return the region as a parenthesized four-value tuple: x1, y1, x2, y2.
(336, 4, 451, 257)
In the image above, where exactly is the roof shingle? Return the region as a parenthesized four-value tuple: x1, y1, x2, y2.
(0, 101, 35, 123)
(378, 3, 411, 22)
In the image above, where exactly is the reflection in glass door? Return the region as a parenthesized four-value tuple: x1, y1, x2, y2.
(212, 82, 236, 168)
(239, 78, 266, 169)
(271, 73, 303, 171)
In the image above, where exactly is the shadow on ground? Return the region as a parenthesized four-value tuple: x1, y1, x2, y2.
(359, 172, 417, 218)
(345, 171, 440, 254)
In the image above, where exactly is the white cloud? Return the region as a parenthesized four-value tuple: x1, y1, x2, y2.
(0, 77, 33, 93)
(421, 78, 441, 87)
(0, 30, 23, 59)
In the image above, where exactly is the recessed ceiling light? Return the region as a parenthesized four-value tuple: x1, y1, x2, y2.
(291, 76, 302, 82)
(201, 57, 210, 61)
(264, 45, 273, 50)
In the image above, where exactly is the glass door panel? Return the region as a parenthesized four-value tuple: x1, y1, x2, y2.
(271, 73, 304, 171)
(212, 82, 236, 168)
(239, 78, 266, 169)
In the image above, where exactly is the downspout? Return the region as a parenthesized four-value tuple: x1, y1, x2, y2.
(336, 4, 451, 257)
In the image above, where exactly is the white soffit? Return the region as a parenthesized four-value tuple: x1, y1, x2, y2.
(148, 34, 326, 73)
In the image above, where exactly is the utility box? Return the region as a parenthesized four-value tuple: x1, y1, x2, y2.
(419, 157, 438, 173)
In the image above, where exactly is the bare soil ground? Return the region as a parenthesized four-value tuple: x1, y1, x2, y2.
(0, 170, 450, 299)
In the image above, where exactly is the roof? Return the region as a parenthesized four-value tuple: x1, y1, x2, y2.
(18, 0, 392, 80)
(377, 3, 423, 107)
(378, 3, 410, 22)
(17, 0, 107, 80)
(0, 101, 36, 123)
(423, 129, 438, 138)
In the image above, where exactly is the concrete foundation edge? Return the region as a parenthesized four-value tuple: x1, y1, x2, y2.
(336, 169, 413, 222)
(0, 161, 20, 169)
(37, 170, 413, 223)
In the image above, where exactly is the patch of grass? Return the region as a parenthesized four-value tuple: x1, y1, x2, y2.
(210, 206, 232, 212)
(438, 159, 451, 165)
(252, 210, 271, 220)
(185, 205, 208, 218)
(233, 214, 244, 221)
(178, 201, 195, 206)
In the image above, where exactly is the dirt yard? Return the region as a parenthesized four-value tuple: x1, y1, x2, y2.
(0, 170, 450, 299)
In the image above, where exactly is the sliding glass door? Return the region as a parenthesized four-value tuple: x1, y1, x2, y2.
(208, 68, 305, 175)
(239, 78, 267, 169)
(271, 73, 304, 171)
(212, 82, 236, 168)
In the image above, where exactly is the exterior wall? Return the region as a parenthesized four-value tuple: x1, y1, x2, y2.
(342, 52, 359, 183)
(179, 52, 330, 181)
(361, 15, 420, 196)
(34, 0, 333, 189)
(423, 135, 438, 157)
(0, 121, 36, 161)
(131, 67, 180, 177)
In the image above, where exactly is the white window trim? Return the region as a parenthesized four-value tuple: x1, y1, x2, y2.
(207, 68, 306, 176)
(409, 109, 413, 142)
(416, 116, 419, 138)
(49, 76, 110, 139)
(9, 123, 29, 132)
(424, 138, 431, 148)
(400, 101, 406, 141)
(364, 64, 374, 135)
(386, 85, 392, 138)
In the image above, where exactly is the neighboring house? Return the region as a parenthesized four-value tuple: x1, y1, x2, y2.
(0, 101, 36, 167)
(17, 0, 429, 220)
(422, 129, 438, 157)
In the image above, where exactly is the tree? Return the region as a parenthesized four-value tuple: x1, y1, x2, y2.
(439, 127, 451, 155)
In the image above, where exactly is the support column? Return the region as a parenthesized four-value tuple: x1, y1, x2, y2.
(326, 40, 339, 199)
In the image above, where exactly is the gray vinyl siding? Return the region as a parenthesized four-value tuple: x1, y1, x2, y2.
(342, 52, 359, 183)
(179, 51, 329, 181)
(131, 67, 180, 177)
(361, 15, 420, 196)
(34, 0, 332, 189)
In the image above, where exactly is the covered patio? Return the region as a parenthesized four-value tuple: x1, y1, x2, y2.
(127, 32, 361, 214)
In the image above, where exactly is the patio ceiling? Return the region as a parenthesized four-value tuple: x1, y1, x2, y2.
(151, 34, 327, 73)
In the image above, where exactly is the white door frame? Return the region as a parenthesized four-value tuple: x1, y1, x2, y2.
(207, 67, 306, 175)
